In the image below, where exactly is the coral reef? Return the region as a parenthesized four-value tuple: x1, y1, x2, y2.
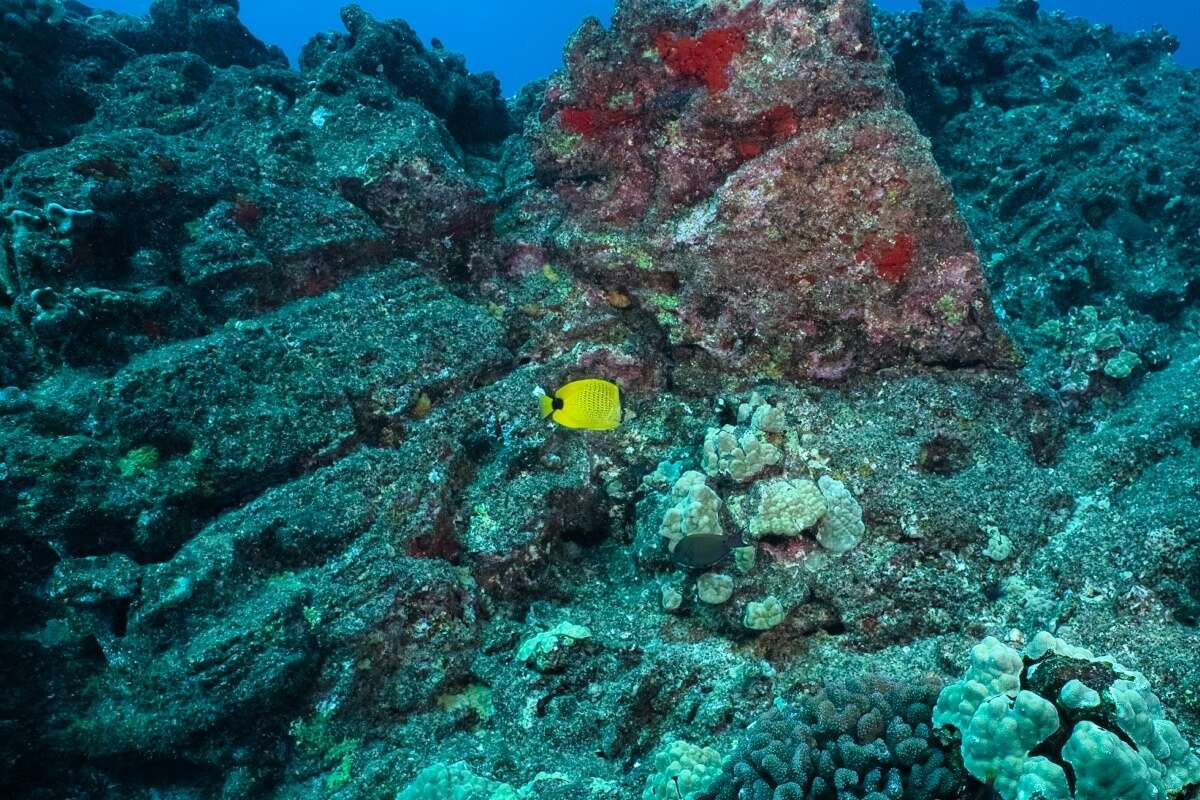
(935, 632, 1200, 799)
(709, 677, 966, 799)
(1, 0, 1198, 798)
(876, 0, 1200, 405)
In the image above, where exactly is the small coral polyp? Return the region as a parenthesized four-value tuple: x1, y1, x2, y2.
(748, 478, 826, 537)
(658, 470, 723, 551)
(702, 424, 781, 482)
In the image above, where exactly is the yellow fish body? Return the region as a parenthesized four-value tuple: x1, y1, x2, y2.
(539, 378, 622, 430)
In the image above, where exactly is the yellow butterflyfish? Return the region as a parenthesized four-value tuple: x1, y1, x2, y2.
(538, 378, 622, 430)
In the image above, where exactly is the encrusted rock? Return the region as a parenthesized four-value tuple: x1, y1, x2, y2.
(525, 0, 1013, 379)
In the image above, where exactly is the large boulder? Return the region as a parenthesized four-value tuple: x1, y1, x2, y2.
(523, 0, 1014, 379)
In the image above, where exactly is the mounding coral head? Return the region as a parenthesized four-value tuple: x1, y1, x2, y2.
(934, 632, 1200, 800)
(709, 675, 967, 799)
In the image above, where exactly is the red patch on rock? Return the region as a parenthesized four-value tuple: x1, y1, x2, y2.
(228, 196, 262, 232)
(856, 233, 916, 282)
(561, 106, 636, 138)
(735, 105, 800, 160)
(72, 157, 128, 181)
(655, 26, 746, 92)
(300, 272, 336, 297)
(407, 503, 462, 562)
(764, 105, 799, 138)
(735, 141, 762, 158)
(527, 0, 1014, 378)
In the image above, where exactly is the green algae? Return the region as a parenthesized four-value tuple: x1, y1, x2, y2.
(116, 445, 159, 478)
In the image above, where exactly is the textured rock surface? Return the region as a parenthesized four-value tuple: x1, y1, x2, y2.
(520, 0, 1013, 379)
(1, 0, 1199, 798)
(877, 0, 1200, 406)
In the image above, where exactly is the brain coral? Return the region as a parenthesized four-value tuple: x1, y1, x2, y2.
(709, 677, 966, 799)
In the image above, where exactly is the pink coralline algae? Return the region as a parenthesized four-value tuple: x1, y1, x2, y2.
(525, 0, 1014, 379)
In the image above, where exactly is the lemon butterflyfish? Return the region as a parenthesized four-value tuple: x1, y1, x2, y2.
(538, 378, 622, 430)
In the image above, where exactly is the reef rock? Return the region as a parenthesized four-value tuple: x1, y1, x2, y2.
(4, 0, 1199, 798)
(523, 0, 1013, 379)
(877, 0, 1199, 406)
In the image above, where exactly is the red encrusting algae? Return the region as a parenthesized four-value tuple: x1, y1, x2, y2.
(655, 26, 746, 92)
(735, 105, 800, 159)
(561, 106, 637, 138)
(228, 196, 263, 232)
(856, 233, 916, 282)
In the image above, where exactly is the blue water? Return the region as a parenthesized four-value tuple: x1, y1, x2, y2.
(95, 0, 1199, 94)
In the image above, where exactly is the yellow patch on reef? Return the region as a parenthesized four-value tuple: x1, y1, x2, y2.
(651, 292, 679, 310)
(589, 231, 655, 270)
(117, 445, 159, 478)
(548, 133, 582, 158)
(607, 90, 635, 109)
(410, 392, 432, 420)
(934, 292, 966, 324)
(605, 288, 632, 308)
(437, 684, 494, 721)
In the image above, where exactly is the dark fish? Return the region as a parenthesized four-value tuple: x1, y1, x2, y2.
(671, 533, 735, 571)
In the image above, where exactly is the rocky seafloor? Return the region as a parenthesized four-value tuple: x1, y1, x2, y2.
(1, 0, 1198, 798)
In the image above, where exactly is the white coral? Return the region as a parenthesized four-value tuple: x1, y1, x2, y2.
(642, 739, 723, 800)
(747, 478, 826, 537)
(743, 596, 785, 630)
(815, 475, 864, 553)
(696, 573, 734, 605)
(737, 392, 786, 433)
(937, 632, 1200, 800)
(702, 425, 781, 482)
(659, 471, 722, 551)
